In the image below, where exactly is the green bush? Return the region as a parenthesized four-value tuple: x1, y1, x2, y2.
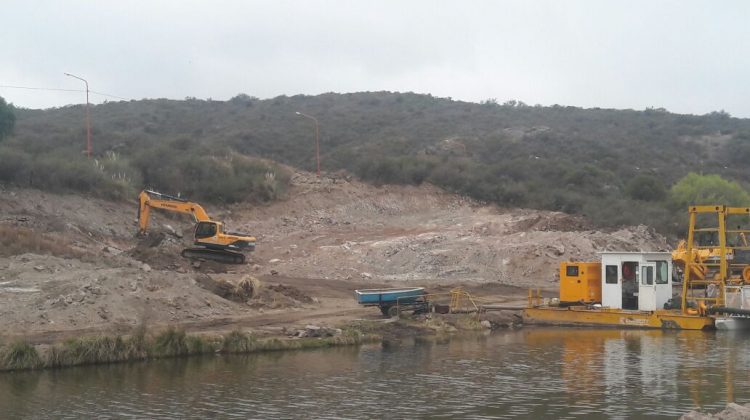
(221, 330, 255, 353)
(186, 335, 215, 354)
(0, 147, 31, 182)
(1, 342, 42, 370)
(152, 328, 188, 357)
(56, 336, 128, 366)
(625, 175, 666, 202)
(0, 96, 15, 141)
(669, 173, 750, 210)
(132, 147, 289, 204)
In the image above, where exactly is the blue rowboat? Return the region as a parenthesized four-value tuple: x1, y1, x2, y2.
(355, 287, 426, 305)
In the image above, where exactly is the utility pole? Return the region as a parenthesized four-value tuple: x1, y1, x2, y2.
(295, 111, 320, 176)
(64, 72, 92, 158)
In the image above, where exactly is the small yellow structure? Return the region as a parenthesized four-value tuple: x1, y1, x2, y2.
(559, 262, 601, 304)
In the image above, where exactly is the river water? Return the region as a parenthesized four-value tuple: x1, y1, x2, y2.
(3, 328, 749, 419)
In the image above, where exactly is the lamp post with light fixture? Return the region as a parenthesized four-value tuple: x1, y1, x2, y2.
(295, 111, 320, 177)
(64, 72, 92, 158)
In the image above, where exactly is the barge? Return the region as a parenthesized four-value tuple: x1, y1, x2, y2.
(524, 251, 715, 330)
(525, 206, 750, 330)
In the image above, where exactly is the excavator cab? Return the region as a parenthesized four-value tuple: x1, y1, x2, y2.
(195, 221, 218, 239)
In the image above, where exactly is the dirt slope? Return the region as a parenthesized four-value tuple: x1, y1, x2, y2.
(242, 172, 667, 287)
(0, 173, 668, 342)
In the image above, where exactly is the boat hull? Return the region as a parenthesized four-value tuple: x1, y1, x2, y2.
(715, 317, 750, 331)
(355, 288, 426, 305)
(523, 306, 714, 330)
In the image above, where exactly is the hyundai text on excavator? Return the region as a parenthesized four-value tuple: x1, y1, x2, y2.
(137, 190, 256, 264)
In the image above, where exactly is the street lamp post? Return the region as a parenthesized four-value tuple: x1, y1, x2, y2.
(295, 111, 320, 177)
(64, 72, 92, 158)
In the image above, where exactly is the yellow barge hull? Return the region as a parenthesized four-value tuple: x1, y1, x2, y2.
(523, 306, 715, 330)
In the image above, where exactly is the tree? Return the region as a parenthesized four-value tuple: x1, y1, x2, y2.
(0, 96, 15, 141)
(669, 173, 750, 209)
(625, 175, 666, 201)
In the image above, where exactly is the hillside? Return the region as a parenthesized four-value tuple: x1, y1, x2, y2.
(2, 92, 750, 233)
(0, 173, 667, 342)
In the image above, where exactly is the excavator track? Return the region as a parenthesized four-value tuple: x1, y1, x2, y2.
(181, 248, 246, 264)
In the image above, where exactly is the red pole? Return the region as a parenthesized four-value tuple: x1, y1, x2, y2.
(64, 72, 92, 158)
(85, 80, 91, 158)
(296, 112, 321, 177)
(315, 119, 320, 177)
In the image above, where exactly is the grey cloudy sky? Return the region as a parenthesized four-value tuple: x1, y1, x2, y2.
(2, 0, 749, 116)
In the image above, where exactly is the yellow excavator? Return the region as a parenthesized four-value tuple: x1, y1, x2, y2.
(672, 233, 750, 283)
(137, 190, 256, 264)
(671, 240, 718, 281)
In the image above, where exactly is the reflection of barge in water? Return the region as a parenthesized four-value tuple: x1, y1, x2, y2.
(525, 206, 750, 331)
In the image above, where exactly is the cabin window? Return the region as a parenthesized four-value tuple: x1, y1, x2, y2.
(605, 265, 618, 284)
(195, 222, 217, 239)
(622, 262, 638, 281)
(655, 261, 668, 284)
(566, 265, 579, 277)
(641, 266, 654, 285)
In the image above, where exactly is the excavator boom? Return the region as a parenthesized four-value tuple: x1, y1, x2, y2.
(138, 190, 211, 234)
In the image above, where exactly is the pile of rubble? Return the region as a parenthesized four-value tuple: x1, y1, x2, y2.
(288, 324, 342, 338)
(254, 205, 668, 288)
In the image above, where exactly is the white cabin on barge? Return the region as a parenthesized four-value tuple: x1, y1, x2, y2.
(599, 252, 673, 311)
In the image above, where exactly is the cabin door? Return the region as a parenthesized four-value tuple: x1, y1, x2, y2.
(653, 261, 671, 310)
(638, 263, 656, 311)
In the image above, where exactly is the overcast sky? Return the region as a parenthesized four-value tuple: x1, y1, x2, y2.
(2, 0, 749, 116)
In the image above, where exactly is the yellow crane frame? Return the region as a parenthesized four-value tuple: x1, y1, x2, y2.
(681, 206, 750, 314)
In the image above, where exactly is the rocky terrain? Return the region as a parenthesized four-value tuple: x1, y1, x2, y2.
(0, 171, 669, 343)
(682, 402, 750, 419)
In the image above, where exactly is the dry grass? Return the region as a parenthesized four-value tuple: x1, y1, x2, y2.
(221, 330, 256, 353)
(186, 335, 216, 355)
(0, 225, 83, 258)
(0, 325, 377, 371)
(1, 342, 42, 370)
(152, 328, 189, 357)
(46, 335, 146, 368)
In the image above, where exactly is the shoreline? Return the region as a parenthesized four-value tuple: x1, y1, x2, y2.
(0, 325, 376, 373)
(0, 313, 522, 372)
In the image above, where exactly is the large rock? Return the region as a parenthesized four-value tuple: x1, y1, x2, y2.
(293, 324, 342, 338)
(140, 232, 165, 248)
(682, 403, 750, 419)
(195, 274, 258, 303)
(479, 311, 523, 329)
(163, 224, 183, 238)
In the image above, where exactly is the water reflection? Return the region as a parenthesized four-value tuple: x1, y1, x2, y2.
(2, 330, 750, 418)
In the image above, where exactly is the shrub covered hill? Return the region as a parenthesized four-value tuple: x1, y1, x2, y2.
(2, 91, 750, 236)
